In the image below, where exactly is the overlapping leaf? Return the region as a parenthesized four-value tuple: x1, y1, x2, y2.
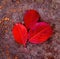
(24, 10, 40, 29)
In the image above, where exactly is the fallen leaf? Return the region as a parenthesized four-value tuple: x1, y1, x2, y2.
(24, 10, 40, 29)
(29, 22, 53, 44)
(12, 23, 28, 46)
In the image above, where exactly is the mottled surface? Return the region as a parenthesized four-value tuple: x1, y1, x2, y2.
(0, 0, 60, 59)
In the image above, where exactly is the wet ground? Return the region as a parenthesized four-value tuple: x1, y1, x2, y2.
(0, 0, 60, 59)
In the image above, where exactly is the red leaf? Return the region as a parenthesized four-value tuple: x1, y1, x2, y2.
(24, 10, 40, 29)
(12, 23, 28, 46)
(29, 22, 53, 44)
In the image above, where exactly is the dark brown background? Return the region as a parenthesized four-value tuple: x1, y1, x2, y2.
(0, 0, 60, 59)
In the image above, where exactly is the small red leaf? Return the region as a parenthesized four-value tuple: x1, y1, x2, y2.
(29, 22, 53, 44)
(24, 10, 40, 29)
(12, 23, 28, 46)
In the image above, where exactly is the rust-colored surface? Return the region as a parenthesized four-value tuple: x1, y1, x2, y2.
(0, 0, 60, 59)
